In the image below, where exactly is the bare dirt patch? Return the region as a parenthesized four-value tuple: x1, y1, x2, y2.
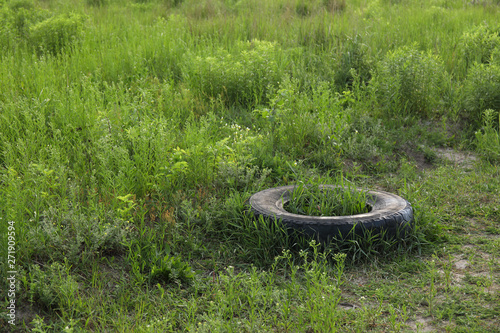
(433, 148, 477, 168)
(407, 316, 434, 332)
(454, 259, 469, 270)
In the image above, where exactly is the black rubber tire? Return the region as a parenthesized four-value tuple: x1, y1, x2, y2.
(249, 185, 414, 242)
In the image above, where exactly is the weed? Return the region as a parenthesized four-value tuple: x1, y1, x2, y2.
(85, 0, 106, 7)
(295, 1, 310, 17)
(184, 39, 284, 106)
(25, 261, 79, 310)
(1, 0, 500, 331)
(0, 0, 49, 42)
(372, 44, 448, 118)
(333, 34, 372, 90)
(463, 63, 500, 129)
(475, 109, 500, 161)
(323, 0, 346, 12)
(29, 13, 86, 56)
(127, 236, 195, 286)
(458, 23, 500, 73)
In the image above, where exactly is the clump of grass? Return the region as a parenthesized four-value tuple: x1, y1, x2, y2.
(285, 179, 370, 217)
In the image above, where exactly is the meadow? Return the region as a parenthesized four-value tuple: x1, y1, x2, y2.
(0, 0, 499, 331)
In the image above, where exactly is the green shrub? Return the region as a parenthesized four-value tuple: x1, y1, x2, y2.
(459, 23, 500, 74)
(127, 239, 195, 286)
(86, 0, 106, 7)
(323, 0, 346, 13)
(475, 109, 500, 162)
(1, 0, 34, 37)
(150, 254, 194, 284)
(491, 46, 500, 66)
(371, 45, 448, 118)
(253, 76, 361, 163)
(26, 206, 129, 263)
(0, 0, 49, 51)
(333, 34, 372, 91)
(29, 13, 85, 55)
(463, 63, 500, 128)
(27, 262, 79, 310)
(295, 1, 310, 17)
(253, 76, 322, 158)
(184, 39, 283, 106)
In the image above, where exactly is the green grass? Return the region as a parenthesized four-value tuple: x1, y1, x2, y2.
(1, 0, 500, 331)
(284, 180, 370, 217)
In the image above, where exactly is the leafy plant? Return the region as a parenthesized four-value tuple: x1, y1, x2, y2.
(253, 76, 351, 161)
(127, 237, 195, 286)
(26, 206, 129, 264)
(323, 0, 346, 12)
(184, 39, 284, 106)
(86, 0, 106, 7)
(29, 13, 85, 55)
(458, 23, 500, 73)
(475, 109, 500, 162)
(463, 63, 500, 129)
(295, 1, 310, 17)
(0, 0, 49, 50)
(333, 34, 372, 90)
(371, 45, 448, 118)
(26, 262, 79, 310)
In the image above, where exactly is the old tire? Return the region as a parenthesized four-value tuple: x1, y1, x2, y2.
(249, 185, 414, 242)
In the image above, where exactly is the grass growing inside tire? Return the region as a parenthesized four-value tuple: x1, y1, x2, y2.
(284, 181, 371, 217)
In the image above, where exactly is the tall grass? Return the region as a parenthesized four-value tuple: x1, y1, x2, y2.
(1, 0, 500, 331)
(285, 180, 370, 217)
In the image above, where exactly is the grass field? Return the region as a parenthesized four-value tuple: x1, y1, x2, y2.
(0, 0, 499, 331)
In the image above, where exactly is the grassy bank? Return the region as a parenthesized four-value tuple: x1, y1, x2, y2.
(1, 0, 499, 331)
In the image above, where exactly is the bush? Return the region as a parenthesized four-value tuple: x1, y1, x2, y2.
(491, 46, 500, 66)
(458, 23, 500, 73)
(253, 76, 325, 159)
(463, 63, 500, 128)
(333, 34, 372, 91)
(0, 0, 49, 51)
(371, 45, 448, 118)
(475, 109, 500, 162)
(29, 13, 85, 55)
(127, 239, 195, 286)
(295, 1, 310, 17)
(26, 205, 129, 264)
(27, 262, 79, 310)
(184, 39, 283, 106)
(323, 0, 346, 13)
(86, 0, 106, 7)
